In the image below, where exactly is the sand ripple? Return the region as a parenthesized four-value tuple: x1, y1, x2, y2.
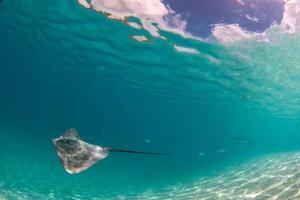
(133, 152, 300, 200)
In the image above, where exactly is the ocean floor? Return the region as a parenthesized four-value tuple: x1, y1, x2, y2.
(2, 152, 300, 199)
(131, 152, 300, 200)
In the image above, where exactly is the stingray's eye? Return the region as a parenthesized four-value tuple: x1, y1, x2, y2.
(61, 139, 72, 145)
(61, 139, 76, 146)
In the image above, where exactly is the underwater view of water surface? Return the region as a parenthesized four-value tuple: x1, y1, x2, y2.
(2, 0, 300, 199)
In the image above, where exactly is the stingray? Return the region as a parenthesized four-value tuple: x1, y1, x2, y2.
(52, 128, 164, 174)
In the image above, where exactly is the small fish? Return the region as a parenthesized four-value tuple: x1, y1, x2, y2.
(216, 149, 226, 154)
(198, 152, 205, 156)
(233, 136, 257, 146)
(144, 139, 151, 143)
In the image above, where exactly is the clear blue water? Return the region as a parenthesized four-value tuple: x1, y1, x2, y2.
(1, 0, 300, 199)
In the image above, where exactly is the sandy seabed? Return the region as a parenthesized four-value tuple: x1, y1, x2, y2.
(134, 152, 300, 200)
(2, 152, 300, 200)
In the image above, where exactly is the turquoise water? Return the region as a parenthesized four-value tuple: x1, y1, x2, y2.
(1, 0, 300, 199)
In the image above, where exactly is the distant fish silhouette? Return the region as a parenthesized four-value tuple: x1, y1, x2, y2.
(52, 129, 165, 174)
(233, 135, 256, 145)
(240, 95, 251, 100)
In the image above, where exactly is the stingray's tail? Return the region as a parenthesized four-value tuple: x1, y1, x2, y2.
(108, 148, 167, 155)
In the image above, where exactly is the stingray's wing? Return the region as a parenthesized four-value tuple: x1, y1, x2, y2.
(53, 138, 109, 174)
(63, 142, 108, 174)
